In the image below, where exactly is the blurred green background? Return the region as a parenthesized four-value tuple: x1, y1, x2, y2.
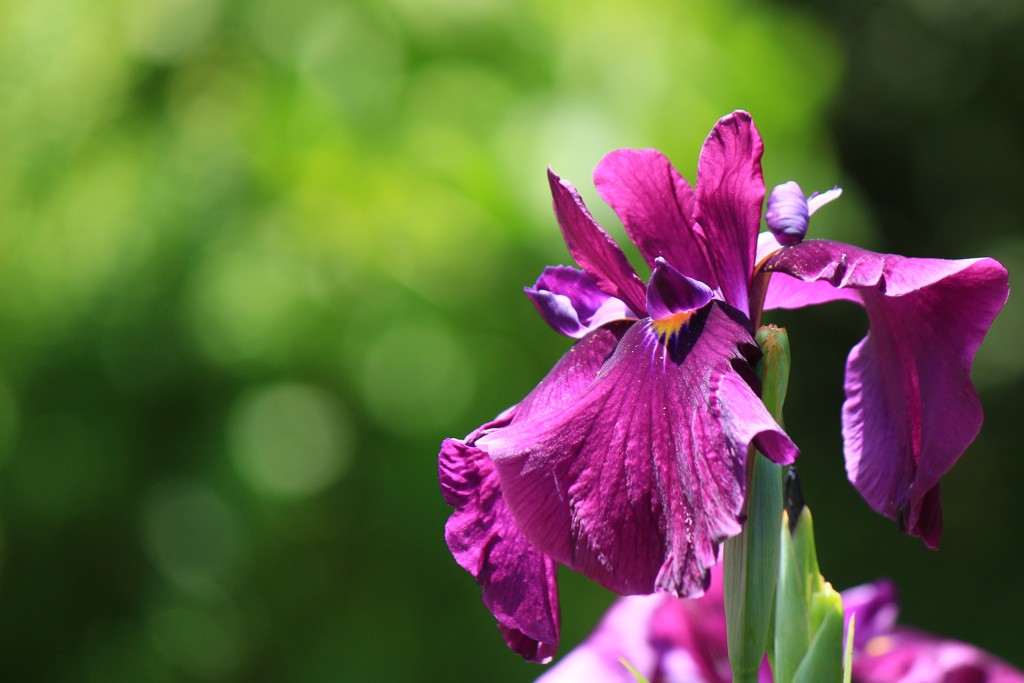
(0, 0, 1021, 680)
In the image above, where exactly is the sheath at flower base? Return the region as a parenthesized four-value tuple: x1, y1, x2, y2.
(756, 182, 1010, 547)
(439, 112, 798, 661)
(537, 574, 1024, 683)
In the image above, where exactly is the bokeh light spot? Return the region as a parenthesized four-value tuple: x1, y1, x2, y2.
(142, 481, 239, 595)
(186, 245, 312, 367)
(359, 321, 475, 436)
(228, 383, 353, 498)
(122, 0, 222, 62)
(147, 605, 242, 679)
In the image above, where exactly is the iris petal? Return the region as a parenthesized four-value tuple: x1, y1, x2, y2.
(646, 258, 715, 324)
(762, 240, 1009, 546)
(548, 169, 649, 315)
(694, 111, 765, 316)
(841, 579, 900, 651)
(479, 304, 797, 597)
(593, 148, 714, 286)
(853, 630, 1024, 683)
(439, 436, 560, 662)
(525, 265, 637, 338)
(438, 325, 627, 661)
(535, 594, 665, 682)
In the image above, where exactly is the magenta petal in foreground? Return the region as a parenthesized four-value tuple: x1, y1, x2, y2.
(535, 594, 665, 682)
(854, 630, 1024, 683)
(479, 304, 797, 597)
(541, 575, 1024, 683)
(537, 564, 743, 683)
(439, 436, 559, 662)
(762, 240, 1009, 546)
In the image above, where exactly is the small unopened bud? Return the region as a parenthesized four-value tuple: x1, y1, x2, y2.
(766, 181, 809, 245)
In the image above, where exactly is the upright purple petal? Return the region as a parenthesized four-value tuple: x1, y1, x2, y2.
(439, 436, 560, 662)
(593, 148, 714, 285)
(525, 265, 637, 338)
(762, 240, 1010, 546)
(548, 169, 649, 315)
(478, 304, 797, 597)
(694, 111, 765, 316)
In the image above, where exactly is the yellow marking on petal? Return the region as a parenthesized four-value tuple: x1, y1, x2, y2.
(865, 636, 893, 657)
(651, 311, 693, 344)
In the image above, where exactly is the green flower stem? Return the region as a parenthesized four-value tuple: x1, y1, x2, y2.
(723, 326, 790, 683)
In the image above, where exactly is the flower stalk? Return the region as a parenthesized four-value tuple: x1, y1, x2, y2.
(723, 326, 790, 683)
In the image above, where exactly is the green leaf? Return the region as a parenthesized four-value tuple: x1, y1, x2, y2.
(844, 614, 855, 683)
(774, 510, 811, 683)
(792, 586, 844, 683)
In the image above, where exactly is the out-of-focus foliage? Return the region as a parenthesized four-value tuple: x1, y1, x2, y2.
(0, 0, 1019, 680)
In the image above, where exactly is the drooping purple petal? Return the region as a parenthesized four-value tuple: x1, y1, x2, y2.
(439, 435, 560, 663)
(694, 111, 765, 316)
(478, 304, 797, 597)
(515, 322, 631, 420)
(646, 258, 714, 324)
(762, 240, 1010, 546)
(438, 326, 628, 661)
(853, 630, 1024, 683)
(525, 265, 637, 338)
(548, 169, 649, 315)
(593, 148, 714, 284)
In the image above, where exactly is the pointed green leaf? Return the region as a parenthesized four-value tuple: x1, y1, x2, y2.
(791, 508, 822, 613)
(774, 510, 811, 683)
(792, 585, 844, 683)
(843, 614, 855, 683)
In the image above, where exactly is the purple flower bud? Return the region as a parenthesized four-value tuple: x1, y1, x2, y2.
(766, 181, 809, 245)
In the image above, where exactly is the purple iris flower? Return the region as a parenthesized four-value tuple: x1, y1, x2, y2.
(441, 112, 799, 660)
(538, 569, 1024, 683)
(439, 110, 1008, 660)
